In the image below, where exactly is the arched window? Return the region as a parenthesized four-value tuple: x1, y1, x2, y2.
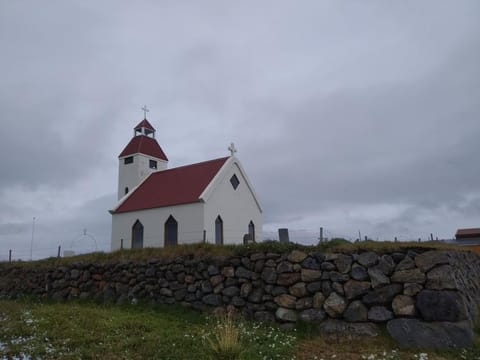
(215, 216, 224, 245)
(132, 220, 144, 249)
(164, 215, 178, 246)
(125, 187, 129, 195)
(248, 221, 255, 242)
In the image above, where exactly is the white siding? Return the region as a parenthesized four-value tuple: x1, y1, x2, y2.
(111, 202, 204, 250)
(203, 161, 262, 245)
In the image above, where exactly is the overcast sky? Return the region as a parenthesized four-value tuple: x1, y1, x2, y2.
(1, 1, 479, 259)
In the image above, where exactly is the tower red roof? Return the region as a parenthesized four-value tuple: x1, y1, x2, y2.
(119, 135, 168, 161)
(134, 119, 156, 131)
(113, 157, 229, 213)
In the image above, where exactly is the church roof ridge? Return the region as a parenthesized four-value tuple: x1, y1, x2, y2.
(134, 119, 155, 131)
(119, 134, 168, 160)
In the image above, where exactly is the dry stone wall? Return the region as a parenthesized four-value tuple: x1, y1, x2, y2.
(1, 248, 480, 348)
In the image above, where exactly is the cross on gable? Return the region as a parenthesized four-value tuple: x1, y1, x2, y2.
(141, 105, 149, 119)
(228, 142, 237, 156)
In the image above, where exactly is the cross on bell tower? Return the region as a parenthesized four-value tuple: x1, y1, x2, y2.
(141, 105, 149, 119)
(228, 143, 237, 156)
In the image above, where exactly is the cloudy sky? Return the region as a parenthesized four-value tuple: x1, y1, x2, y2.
(1, 1, 479, 259)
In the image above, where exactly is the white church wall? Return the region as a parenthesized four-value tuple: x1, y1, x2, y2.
(203, 161, 263, 245)
(111, 202, 205, 250)
(117, 153, 167, 200)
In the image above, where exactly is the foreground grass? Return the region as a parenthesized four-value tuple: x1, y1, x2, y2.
(1, 300, 480, 359)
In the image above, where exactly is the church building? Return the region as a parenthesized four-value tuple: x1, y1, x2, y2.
(110, 114, 263, 250)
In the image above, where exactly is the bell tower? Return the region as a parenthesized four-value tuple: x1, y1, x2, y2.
(117, 108, 168, 200)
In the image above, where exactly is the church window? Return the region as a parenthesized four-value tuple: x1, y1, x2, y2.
(164, 215, 178, 247)
(248, 221, 255, 242)
(132, 220, 144, 249)
(124, 156, 133, 164)
(125, 187, 129, 195)
(230, 174, 240, 190)
(149, 160, 157, 169)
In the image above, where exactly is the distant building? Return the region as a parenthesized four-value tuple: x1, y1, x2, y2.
(455, 228, 480, 245)
(109, 116, 262, 250)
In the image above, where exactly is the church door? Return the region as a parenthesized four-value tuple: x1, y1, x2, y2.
(215, 216, 223, 245)
(132, 220, 144, 249)
(248, 221, 255, 242)
(164, 215, 178, 246)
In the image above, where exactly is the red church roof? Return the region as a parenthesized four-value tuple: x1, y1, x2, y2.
(134, 119, 155, 131)
(113, 157, 229, 213)
(456, 228, 480, 239)
(119, 135, 168, 161)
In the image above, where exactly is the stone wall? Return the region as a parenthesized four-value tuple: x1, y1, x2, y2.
(1, 248, 480, 348)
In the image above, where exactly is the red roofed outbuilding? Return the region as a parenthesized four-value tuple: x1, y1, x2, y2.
(110, 118, 262, 250)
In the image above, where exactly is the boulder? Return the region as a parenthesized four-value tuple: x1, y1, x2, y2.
(368, 267, 390, 288)
(306, 281, 322, 293)
(329, 272, 350, 283)
(301, 269, 322, 282)
(254, 311, 275, 322)
(377, 255, 395, 275)
(275, 307, 298, 322)
(392, 295, 415, 316)
(301, 257, 321, 270)
(277, 261, 294, 273)
(277, 272, 301, 286)
(274, 294, 297, 309)
(202, 294, 222, 306)
(343, 300, 368, 323)
(288, 250, 308, 263)
(323, 292, 347, 318)
(261, 267, 277, 284)
(426, 265, 457, 290)
(299, 308, 326, 322)
(321, 262, 336, 271)
(350, 264, 369, 281)
(210, 275, 224, 287)
(295, 297, 313, 310)
(221, 266, 235, 277)
(334, 254, 352, 274)
(391, 268, 425, 284)
(240, 282, 252, 297)
(415, 251, 450, 272)
(248, 288, 264, 303)
(235, 267, 253, 279)
(403, 283, 423, 296)
(368, 306, 393, 322)
(313, 292, 326, 308)
(395, 256, 415, 271)
(362, 284, 402, 306)
(416, 290, 468, 322)
(357, 252, 378, 267)
(222, 286, 240, 297)
(387, 318, 474, 348)
(344, 280, 371, 300)
(318, 319, 379, 337)
(289, 282, 308, 298)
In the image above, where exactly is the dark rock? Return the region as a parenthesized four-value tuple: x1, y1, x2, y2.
(261, 267, 277, 284)
(250, 252, 265, 262)
(362, 284, 403, 306)
(174, 289, 187, 301)
(391, 252, 405, 263)
(416, 290, 468, 322)
(274, 294, 297, 309)
(377, 255, 395, 275)
(334, 254, 352, 273)
(70, 269, 80, 280)
(231, 296, 246, 307)
(395, 256, 415, 271)
(145, 267, 156, 277)
(254, 260, 265, 273)
(221, 267, 235, 277)
(276, 261, 294, 273)
(357, 252, 378, 267)
(323, 292, 346, 317)
(240, 282, 252, 298)
(387, 318, 474, 348)
(210, 275, 224, 287)
(313, 292, 326, 308)
(391, 269, 425, 284)
(301, 257, 320, 270)
(299, 308, 326, 322)
(301, 269, 322, 282)
(224, 277, 238, 287)
(344, 280, 371, 300)
(403, 283, 423, 296)
(321, 281, 332, 296)
(343, 300, 368, 322)
(296, 297, 313, 310)
(368, 306, 393, 322)
(332, 282, 344, 295)
(254, 311, 275, 322)
(275, 307, 298, 322)
(159, 288, 173, 297)
(368, 267, 390, 288)
(271, 286, 287, 297)
(392, 295, 415, 316)
(241, 257, 252, 269)
(202, 294, 222, 306)
(287, 250, 308, 263)
(415, 251, 450, 272)
(426, 265, 457, 290)
(222, 286, 240, 297)
(201, 281, 213, 293)
(235, 267, 253, 279)
(312, 252, 326, 262)
(289, 283, 307, 298)
(306, 281, 322, 293)
(277, 272, 301, 286)
(207, 265, 219, 276)
(318, 319, 379, 337)
(321, 262, 335, 271)
(248, 288, 264, 303)
(350, 264, 369, 281)
(329, 272, 350, 283)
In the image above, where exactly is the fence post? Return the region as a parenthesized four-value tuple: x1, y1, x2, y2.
(9, 249, 12, 263)
(57, 245, 61, 258)
(394, 237, 398, 242)
(120, 239, 124, 250)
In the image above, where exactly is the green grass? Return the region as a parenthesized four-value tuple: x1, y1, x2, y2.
(1, 300, 480, 359)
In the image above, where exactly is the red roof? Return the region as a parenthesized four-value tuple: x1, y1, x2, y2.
(119, 135, 168, 160)
(134, 119, 155, 131)
(456, 228, 480, 239)
(114, 157, 229, 213)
